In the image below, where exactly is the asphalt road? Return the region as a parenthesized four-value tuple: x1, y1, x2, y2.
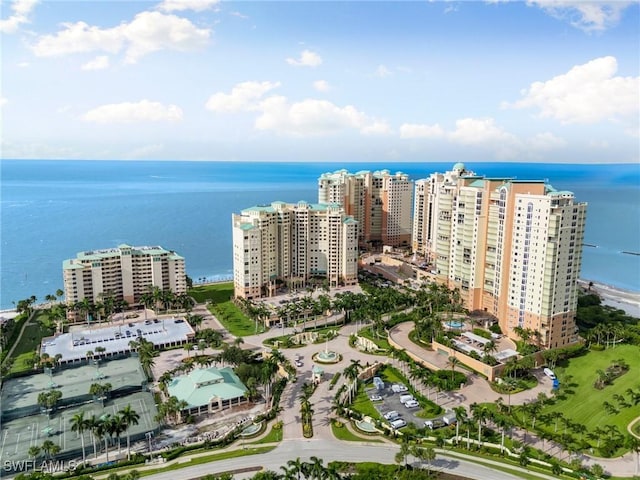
(143, 439, 556, 480)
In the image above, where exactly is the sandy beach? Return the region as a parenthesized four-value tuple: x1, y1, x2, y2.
(578, 279, 640, 318)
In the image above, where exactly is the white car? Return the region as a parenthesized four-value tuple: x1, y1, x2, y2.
(390, 419, 407, 429)
(295, 360, 303, 367)
(404, 400, 420, 408)
(370, 394, 383, 402)
(383, 411, 400, 420)
(391, 384, 408, 393)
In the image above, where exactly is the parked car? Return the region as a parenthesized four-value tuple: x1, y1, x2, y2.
(391, 383, 408, 393)
(399, 394, 415, 404)
(295, 360, 303, 367)
(404, 400, 420, 408)
(390, 419, 407, 429)
(383, 411, 401, 421)
(370, 394, 383, 402)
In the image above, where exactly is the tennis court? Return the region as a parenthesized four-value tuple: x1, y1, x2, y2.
(0, 391, 158, 465)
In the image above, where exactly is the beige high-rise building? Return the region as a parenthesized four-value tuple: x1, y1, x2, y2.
(318, 169, 413, 249)
(413, 163, 587, 349)
(232, 201, 358, 299)
(63, 244, 186, 308)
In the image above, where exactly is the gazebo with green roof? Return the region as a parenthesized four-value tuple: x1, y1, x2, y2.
(167, 366, 248, 417)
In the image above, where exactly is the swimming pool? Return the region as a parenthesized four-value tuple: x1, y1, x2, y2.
(443, 320, 464, 329)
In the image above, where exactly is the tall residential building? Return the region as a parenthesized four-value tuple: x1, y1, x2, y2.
(232, 201, 358, 299)
(318, 169, 413, 249)
(63, 244, 186, 307)
(413, 163, 587, 349)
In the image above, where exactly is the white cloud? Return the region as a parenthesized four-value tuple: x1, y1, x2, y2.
(30, 11, 210, 64)
(157, 0, 219, 12)
(527, 1, 633, 32)
(255, 96, 384, 136)
(506, 56, 639, 124)
(448, 117, 518, 146)
(399, 123, 445, 139)
(286, 49, 323, 68)
(375, 65, 392, 77)
(527, 132, 567, 151)
(313, 80, 330, 92)
(205, 81, 281, 112)
(81, 55, 110, 71)
(17, 61, 30, 67)
(82, 100, 183, 123)
(361, 121, 392, 136)
(229, 11, 249, 20)
(0, 96, 8, 108)
(0, 0, 37, 34)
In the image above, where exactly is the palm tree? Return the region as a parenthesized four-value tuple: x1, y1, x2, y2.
(70, 411, 89, 465)
(118, 404, 141, 459)
(96, 414, 112, 462)
(28, 445, 41, 462)
(471, 403, 489, 447)
(86, 415, 100, 458)
(412, 444, 436, 475)
(285, 457, 305, 480)
(343, 359, 363, 404)
(453, 406, 467, 444)
(447, 355, 460, 382)
(110, 414, 127, 454)
(41, 440, 57, 460)
(395, 438, 411, 469)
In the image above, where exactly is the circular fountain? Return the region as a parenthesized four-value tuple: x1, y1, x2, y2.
(313, 349, 341, 364)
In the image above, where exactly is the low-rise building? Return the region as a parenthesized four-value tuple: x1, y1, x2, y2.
(167, 367, 248, 417)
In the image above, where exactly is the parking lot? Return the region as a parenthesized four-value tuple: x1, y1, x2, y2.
(363, 380, 432, 430)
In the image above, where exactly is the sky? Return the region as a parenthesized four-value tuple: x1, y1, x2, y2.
(1, 0, 639, 163)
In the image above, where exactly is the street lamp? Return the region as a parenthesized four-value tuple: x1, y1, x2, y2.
(146, 432, 153, 454)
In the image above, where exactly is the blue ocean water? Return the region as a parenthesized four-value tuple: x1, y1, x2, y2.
(1, 160, 638, 309)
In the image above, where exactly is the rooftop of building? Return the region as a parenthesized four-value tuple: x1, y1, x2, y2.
(167, 366, 247, 408)
(40, 318, 195, 363)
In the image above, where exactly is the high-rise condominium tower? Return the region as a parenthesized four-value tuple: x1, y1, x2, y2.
(63, 244, 186, 307)
(232, 201, 358, 299)
(413, 163, 587, 349)
(318, 169, 413, 249)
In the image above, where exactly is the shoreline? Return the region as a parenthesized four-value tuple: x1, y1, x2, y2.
(578, 279, 640, 318)
(3, 278, 638, 321)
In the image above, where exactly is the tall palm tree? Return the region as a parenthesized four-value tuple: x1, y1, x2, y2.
(86, 415, 100, 458)
(110, 414, 127, 454)
(471, 403, 489, 446)
(70, 411, 89, 465)
(453, 406, 467, 443)
(447, 355, 460, 382)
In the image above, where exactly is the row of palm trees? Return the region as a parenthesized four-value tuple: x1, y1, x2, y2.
(28, 440, 60, 462)
(299, 382, 316, 438)
(240, 280, 462, 337)
(69, 405, 140, 465)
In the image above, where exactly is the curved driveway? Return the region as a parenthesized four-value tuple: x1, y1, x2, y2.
(192, 306, 637, 478)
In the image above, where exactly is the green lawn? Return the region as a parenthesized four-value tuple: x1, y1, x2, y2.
(188, 283, 266, 337)
(353, 385, 384, 420)
(358, 326, 391, 351)
(248, 425, 283, 444)
(331, 420, 383, 442)
(539, 345, 640, 446)
(8, 313, 55, 374)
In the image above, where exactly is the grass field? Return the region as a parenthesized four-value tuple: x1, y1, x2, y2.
(540, 344, 640, 444)
(188, 282, 266, 337)
(8, 313, 54, 374)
